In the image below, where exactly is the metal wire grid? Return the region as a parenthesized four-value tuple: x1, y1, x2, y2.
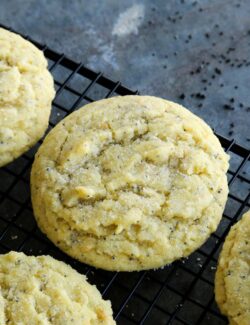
(0, 24, 249, 325)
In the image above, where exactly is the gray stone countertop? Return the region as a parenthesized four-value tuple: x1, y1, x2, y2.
(0, 0, 249, 147)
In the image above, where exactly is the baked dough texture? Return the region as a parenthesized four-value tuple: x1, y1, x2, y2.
(0, 251, 115, 324)
(31, 95, 229, 271)
(215, 211, 250, 325)
(0, 28, 55, 167)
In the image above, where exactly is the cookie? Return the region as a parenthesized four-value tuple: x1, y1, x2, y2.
(0, 28, 55, 167)
(215, 211, 250, 325)
(0, 251, 115, 324)
(31, 95, 229, 271)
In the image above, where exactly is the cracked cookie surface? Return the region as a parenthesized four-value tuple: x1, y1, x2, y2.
(0, 251, 115, 324)
(215, 211, 250, 325)
(0, 28, 55, 167)
(31, 95, 229, 271)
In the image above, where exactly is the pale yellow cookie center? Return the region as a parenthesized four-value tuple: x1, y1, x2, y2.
(0, 66, 21, 101)
(50, 108, 226, 240)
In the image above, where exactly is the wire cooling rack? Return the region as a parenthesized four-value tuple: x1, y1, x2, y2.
(0, 24, 249, 325)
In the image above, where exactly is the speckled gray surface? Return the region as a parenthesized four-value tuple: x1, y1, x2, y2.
(0, 0, 249, 148)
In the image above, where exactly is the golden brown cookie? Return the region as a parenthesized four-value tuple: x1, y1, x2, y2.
(215, 211, 250, 325)
(0, 28, 55, 167)
(0, 251, 115, 324)
(31, 95, 229, 271)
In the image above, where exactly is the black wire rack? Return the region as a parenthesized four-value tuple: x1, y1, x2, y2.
(0, 24, 249, 325)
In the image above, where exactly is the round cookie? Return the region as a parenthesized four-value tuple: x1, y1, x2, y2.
(31, 95, 229, 271)
(0, 28, 55, 167)
(215, 211, 250, 325)
(0, 251, 115, 324)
